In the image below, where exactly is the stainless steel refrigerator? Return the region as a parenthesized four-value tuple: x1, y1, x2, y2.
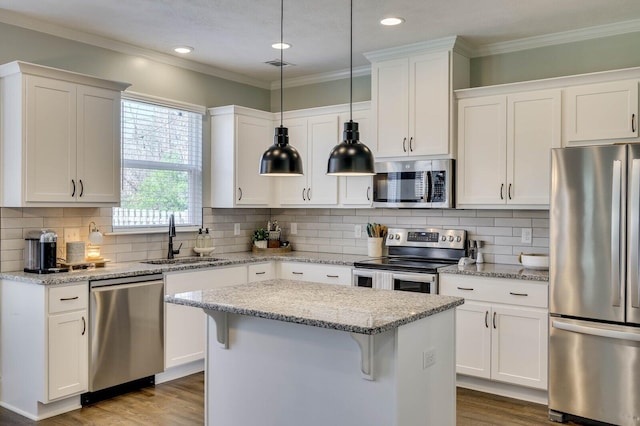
(549, 144, 640, 425)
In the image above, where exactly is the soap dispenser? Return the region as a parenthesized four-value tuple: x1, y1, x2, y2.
(204, 228, 212, 248)
(196, 228, 204, 248)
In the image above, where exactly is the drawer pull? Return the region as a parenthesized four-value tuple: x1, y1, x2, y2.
(255, 271, 266, 275)
(82, 316, 86, 336)
(457, 287, 474, 291)
(509, 292, 529, 297)
(484, 311, 489, 328)
(326, 274, 339, 278)
(493, 312, 497, 329)
(292, 272, 304, 275)
(60, 296, 79, 301)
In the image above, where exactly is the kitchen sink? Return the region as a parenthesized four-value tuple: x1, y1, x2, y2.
(141, 257, 223, 265)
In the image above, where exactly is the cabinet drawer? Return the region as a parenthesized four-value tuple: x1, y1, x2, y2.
(279, 262, 352, 286)
(48, 283, 88, 314)
(440, 274, 547, 308)
(248, 262, 274, 282)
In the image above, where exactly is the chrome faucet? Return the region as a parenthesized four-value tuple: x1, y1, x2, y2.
(167, 214, 182, 259)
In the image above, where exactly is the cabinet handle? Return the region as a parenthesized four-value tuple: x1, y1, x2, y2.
(60, 296, 79, 301)
(366, 186, 371, 201)
(82, 316, 86, 336)
(509, 292, 529, 297)
(500, 183, 504, 200)
(508, 183, 512, 200)
(326, 274, 339, 278)
(485, 311, 489, 328)
(402, 137, 407, 152)
(79, 179, 84, 197)
(238, 187, 243, 201)
(292, 271, 304, 275)
(456, 286, 474, 291)
(493, 311, 497, 329)
(71, 179, 76, 197)
(409, 137, 414, 152)
(302, 188, 306, 201)
(307, 188, 311, 201)
(633, 113, 636, 132)
(255, 271, 266, 275)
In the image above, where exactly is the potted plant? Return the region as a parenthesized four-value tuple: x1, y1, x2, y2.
(252, 228, 269, 249)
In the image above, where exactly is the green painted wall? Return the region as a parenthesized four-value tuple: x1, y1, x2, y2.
(271, 75, 371, 111)
(0, 22, 270, 110)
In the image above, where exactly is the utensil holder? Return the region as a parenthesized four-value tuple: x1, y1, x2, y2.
(367, 237, 383, 258)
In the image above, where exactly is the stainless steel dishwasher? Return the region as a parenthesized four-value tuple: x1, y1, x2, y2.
(83, 274, 165, 404)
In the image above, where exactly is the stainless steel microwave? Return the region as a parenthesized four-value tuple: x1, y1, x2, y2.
(372, 159, 454, 208)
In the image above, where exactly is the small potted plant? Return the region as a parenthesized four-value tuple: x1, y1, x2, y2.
(252, 228, 269, 249)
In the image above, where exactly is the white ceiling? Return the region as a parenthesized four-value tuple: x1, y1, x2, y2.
(1, 0, 640, 88)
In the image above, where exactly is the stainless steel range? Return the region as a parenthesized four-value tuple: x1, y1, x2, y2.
(353, 228, 467, 293)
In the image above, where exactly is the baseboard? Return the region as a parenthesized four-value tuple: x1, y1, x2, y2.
(155, 359, 204, 384)
(456, 375, 548, 405)
(0, 395, 81, 421)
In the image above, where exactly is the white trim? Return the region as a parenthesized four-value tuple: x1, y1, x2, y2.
(123, 91, 206, 115)
(106, 226, 200, 236)
(474, 18, 640, 57)
(271, 65, 371, 90)
(364, 36, 461, 62)
(0, 9, 270, 89)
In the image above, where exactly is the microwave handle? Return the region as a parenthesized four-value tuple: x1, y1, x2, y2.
(425, 171, 432, 202)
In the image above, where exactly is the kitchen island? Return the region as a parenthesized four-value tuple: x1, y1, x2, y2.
(166, 279, 464, 426)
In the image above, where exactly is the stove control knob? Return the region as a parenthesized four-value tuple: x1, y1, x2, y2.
(395, 234, 401, 240)
(387, 234, 393, 240)
(456, 236, 462, 242)
(441, 236, 446, 242)
(448, 235, 454, 242)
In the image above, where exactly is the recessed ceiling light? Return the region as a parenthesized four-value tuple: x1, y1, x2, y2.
(271, 42, 291, 50)
(174, 46, 194, 54)
(380, 17, 405, 26)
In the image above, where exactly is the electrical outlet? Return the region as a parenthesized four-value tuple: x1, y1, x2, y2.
(423, 349, 436, 369)
(64, 228, 80, 242)
(354, 224, 362, 238)
(291, 223, 297, 235)
(521, 228, 533, 244)
(234, 223, 240, 236)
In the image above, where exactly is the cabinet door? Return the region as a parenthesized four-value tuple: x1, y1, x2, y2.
(339, 110, 373, 206)
(506, 90, 561, 205)
(457, 96, 507, 205)
(372, 58, 409, 157)
(455, 302, 492, 379)
(563, 80, 639, 145)
(165, 266, 247, 368)
(491, 305, 548, 389)
(48, 310, 88, 400)
(236, 114, 273, 205)
(77, 86, 121, 203)
(25, 76, 77, 203)
(410, 51, 450, 156)
(278, 118, 308, 205)
(307, 115, 339, 205)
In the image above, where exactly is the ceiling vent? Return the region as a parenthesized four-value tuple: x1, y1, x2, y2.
(265, 59, 295, 67)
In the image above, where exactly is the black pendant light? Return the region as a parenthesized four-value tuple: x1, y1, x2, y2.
(259, 0, 303, 176)
(326, 0, 375, 176)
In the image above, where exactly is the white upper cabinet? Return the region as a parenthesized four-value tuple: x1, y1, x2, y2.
(0, 61, 129, 207)
(209, 106, 275, 207)
(457, 90, 561, 208)
(339, 108, 373, 206)
(366, 37, 470, 160)
(563, 80, 639, 145)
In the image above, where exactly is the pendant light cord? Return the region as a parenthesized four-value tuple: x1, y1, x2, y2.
(349, 0, 353, 122)
(280, 0, 284, 127)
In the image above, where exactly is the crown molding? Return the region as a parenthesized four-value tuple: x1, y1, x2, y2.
(0, 9, 271, 89)
(363, 35, 461, 62)
(271, 65, 371, 90)
(473, 18, 640, 57)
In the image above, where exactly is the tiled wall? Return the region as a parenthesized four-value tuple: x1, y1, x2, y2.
(0, 206, 548, 272)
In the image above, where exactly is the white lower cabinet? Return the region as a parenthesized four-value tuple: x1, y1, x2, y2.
(248, 262, 275, 282)
(164, 266, 247, 369)
(277, 262, 352, 286)
(440, 274, 548, 391)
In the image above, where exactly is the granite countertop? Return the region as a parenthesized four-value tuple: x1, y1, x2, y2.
(439, 263, 549, 282)
(166, 279, 464, 335)
(0, 251, 369, 285)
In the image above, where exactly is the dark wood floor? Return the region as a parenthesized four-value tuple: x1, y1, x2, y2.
(0, 374, 593, 425)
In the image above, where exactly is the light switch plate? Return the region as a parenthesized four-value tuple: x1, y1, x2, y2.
(354, 225, 362, 238)
(234, 223, 240, 236)
(291, 223, 297, 235)
(423, 349, 436, 369)
(521, 228, 532, 244)
(64, 228, 80, 242)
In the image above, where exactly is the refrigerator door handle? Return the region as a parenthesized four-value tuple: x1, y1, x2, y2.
(552, 319, 640, 342)
(612, 160, 623, 307)
(630, 159, 640, 308)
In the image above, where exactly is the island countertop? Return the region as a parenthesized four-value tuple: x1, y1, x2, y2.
(166, 279, 464, 335)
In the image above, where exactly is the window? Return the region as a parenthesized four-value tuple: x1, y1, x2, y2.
(113, 94, 204, 230)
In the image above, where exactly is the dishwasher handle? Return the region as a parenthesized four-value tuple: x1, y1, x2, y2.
(90, 274, 163, 289)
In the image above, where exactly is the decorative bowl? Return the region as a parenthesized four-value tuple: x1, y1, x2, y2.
(519, 253, 549, 270)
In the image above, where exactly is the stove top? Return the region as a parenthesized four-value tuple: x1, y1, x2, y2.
(353, 257, 455, 273)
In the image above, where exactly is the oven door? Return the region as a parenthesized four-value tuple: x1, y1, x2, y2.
(391, 272, 438, 294)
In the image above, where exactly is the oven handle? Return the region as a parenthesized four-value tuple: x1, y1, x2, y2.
(391, 273, 436, 283)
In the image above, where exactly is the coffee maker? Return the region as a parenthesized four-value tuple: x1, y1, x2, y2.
(24, 230, 61, 273)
